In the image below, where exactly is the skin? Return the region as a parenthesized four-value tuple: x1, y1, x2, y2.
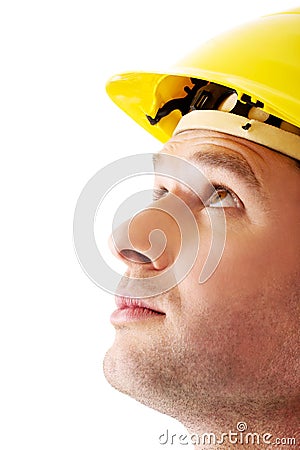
(103, 129, 300, 448)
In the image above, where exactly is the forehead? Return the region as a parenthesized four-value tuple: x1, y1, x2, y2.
(159, 129, 296, 179)
(153, 130, 300, 207)
(162, 129, 270, 160)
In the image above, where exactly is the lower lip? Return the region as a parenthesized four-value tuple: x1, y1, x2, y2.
(110, 307, 165, 325)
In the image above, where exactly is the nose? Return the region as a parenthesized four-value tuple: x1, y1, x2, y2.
(109, 197, 182, 271)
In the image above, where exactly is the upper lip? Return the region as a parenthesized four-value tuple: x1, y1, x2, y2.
(114, 296, 165, 314)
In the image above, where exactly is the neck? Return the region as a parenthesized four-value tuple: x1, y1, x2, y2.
(182, 399, 300, 450)
(158, 396, 300, 449)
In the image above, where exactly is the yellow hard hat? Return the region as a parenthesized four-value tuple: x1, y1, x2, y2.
(106, 8, 300, 160)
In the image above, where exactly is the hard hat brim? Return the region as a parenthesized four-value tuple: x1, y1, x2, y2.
(106, 68, 300, 144)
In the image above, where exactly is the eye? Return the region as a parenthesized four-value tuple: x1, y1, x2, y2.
(206, 186, 241, 208)
(153, 187, 168, 201)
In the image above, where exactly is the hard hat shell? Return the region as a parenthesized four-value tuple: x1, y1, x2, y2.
(106, 9, 300, 145)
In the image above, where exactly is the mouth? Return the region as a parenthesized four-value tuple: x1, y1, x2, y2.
(110, 296, 166, 325)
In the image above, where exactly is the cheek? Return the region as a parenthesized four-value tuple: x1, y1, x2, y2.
(218, 224, 299, 291)
(177, 219, 298, 343)
(169, 180, 300, 392)
(176, 262, 297, 392)
(176, 223, 293, 350)
(183, 215, 299, 309)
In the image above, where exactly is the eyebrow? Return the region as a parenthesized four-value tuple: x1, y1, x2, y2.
(153, 150, 262, 192)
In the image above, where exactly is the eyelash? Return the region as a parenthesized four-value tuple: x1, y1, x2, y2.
(153, 184, 243, 208)
(153, 187, 168, 201)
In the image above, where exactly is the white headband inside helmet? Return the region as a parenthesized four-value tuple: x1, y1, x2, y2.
(173, 110, 300, 160)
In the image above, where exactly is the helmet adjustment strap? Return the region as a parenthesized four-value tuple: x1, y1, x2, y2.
(146, 78, 300, 137)
(146, 78, 207, 125)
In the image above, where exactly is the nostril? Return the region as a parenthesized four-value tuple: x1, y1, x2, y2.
(120, 249, 152, 264)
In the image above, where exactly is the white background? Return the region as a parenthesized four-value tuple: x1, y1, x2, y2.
(1, 1, 299, 449)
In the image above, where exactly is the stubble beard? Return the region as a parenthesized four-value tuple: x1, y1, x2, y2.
(103, 279, 300, 429)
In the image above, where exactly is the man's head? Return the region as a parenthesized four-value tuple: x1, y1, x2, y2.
(103, 8, 300, 433)
(104, 129, 300, 427)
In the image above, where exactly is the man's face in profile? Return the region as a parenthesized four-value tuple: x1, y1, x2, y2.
(104, 129, 300, 426)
